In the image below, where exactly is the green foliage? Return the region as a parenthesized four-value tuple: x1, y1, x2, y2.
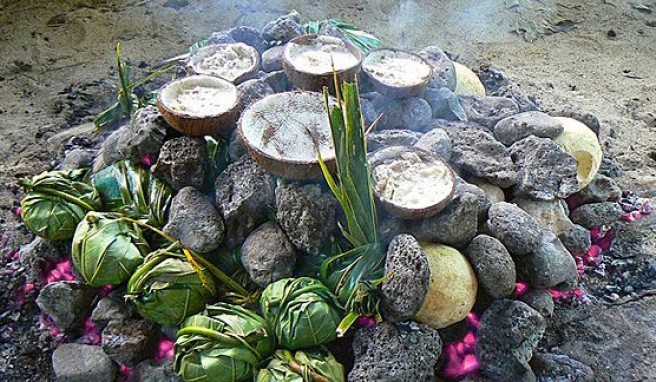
(94, 42, 175, 130)
(126, 244, 216, 326)
(256, 348, 345, 382)
(91, 160, 173, 228)
(304, 19, 382, 52)
(318, 77, 385, 334)
(71, 211, 150, 287)
(19, 169, 102, 240)
(260, 278, 341, 350)
(175, 302, 275, 382)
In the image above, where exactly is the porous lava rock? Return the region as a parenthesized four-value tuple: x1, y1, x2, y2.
(515, 234, 579, 290)
(36, 281, 97, 330)
(130, 358, 182, 382)
(519, 289, 555, 317)
(101, 318, 158, 367)
(261, 10, 303, 43)
(458, 95, 520, 129)
(414, 127, 453, 161)
(486, 202, 543, 257)
(531, 353, 595, 382)
(152, 136, 208, 190)
(237, 78, 275, 113)
(465, 235, 516, 298)
(241, 221, 296, 287)
(52, 343, 116, 382)
(558, 224, 592, 256)
(368, 129, 423, 152)
(493, 111, 564, 146)
(577, 174, 622, 204)
(570, 202, 624, 229)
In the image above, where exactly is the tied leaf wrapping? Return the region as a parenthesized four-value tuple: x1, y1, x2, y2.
(19, 169, 101, 240)
(260, 277, 341, 350)
(256, 348, 345, 382)
(72, 211, 150, 287)
(92, 160, 173, 227)
(175, 302, 275, 382)
(126, 245, 216, 326)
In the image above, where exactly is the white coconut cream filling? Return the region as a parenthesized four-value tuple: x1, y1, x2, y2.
(191, 43, 257, 81)
(167, 86, 235, 116)
(373, 152, 452, 209)
(286, 36, 359, 74)
(364, 51, 431, 87)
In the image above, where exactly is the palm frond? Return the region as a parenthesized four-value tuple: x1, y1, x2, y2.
(302, 18, 382, 53)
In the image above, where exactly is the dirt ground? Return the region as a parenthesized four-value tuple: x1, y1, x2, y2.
(0, 0, 655, 381)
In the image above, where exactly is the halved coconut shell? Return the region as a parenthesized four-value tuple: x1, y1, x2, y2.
(187, 43, 260, 84)
(238, 91, 336, 180)
(369, 145, 455, 219)
(283, 34, 362, 93)
(157, 75, 239, 137)
(362, 48, 433, 99)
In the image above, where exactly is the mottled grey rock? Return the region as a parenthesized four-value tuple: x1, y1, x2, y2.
(275, 183, 336, 255)
(459, 95, 520, 129)
(486, 202, 543, 257)
(510, 136, 579, 200)
(164, 187, 224, 254)
(531, 353, 595, 382)
(465, 235, 516, 298)
(609, 212, 656, 258)
(263, 70, 295, 93)
(513, 197, 576, 236)
(53, 343, 116, 382)
(551, 107, 601, 136)
(382, 234, 430, 321)
(116, 106, 168, 164)
(476, 300, 546, 382)
(19, 236, 66, 264)
(423, 87, 467, 121)
(152, 136, 208, 190)
(456, 178, 492, 223)
(228, 26, 266, 53)
(558, 224, 592, 256)
(102, 318, 158, 367)
(36, 281, 97, 330)
(599, 156, 623, 178)
(368, 129, 423, 152)
(360, 96, 378, 127)
(207, 31, 235, 45)
(228, 129, 247, 162)
(373, 97, 432, 130)
(414, 128, 453, 161)
(349, 321, 442, 382)
(417, 46, 457, 91)
(129, 359, 182, 382)
(379, 214, 405, 247)
(519, 289, 555, 318)
(91, 295, 135, 329)
(261, 45, 285, 72)
(408, 192, 478, 249)
(61, 149, 94, 170)
(93, 129, 123, 172)
(578, 175, 622, 204)
(448, 129, 519, 188)
(570, 202, 624, 229)
(516, 234, 579, 290)
(261, 10, 303, 43)
(493, 111, 564, 146)
(237, 79, 275, 113)
(241, 221, 296, 287)
(215, 156, 276, 248)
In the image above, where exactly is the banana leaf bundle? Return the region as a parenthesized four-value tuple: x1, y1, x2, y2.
(175, 302, 275, 382)
(126, 244, 216, 326)
(19, 169, 101, 240)
(92, 160, 173, 227)
(260, 277, 341, 350)
(256, 348, 345, 382)
(72, 211, 149, 287)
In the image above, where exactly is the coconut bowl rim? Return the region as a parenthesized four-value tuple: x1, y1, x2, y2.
(187, 42, 260, 83)
(283, 34, 363, 76)
(362, 47, 434, 92)
(157, 74, 239, 121)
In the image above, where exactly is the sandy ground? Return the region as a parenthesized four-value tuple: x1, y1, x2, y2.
(0, 0, 655, 380)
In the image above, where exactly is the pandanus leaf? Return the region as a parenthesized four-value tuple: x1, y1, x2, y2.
(256, 348, 345, 382)
(19, 169, 101, 240)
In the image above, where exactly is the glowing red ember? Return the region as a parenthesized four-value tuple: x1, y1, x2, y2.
(44, 258, 76, 284)
(441, 312, 480, 379)
(515, 281, 529, 297)
(141, 153, 153, 167)
(156, 338, 175, 361)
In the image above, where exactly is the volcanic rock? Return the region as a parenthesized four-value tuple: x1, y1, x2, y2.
(52, 343, 116, 382)
(465, 235, 516, 298)
(476, 299, 546, 382)
(237, 78, 275, 113)
(516, 234, 579, 290)
(458, 95, 520, 129)
(215, 156, 276, 248)
(227, 26, 266, 53)
(102, 318, 158, 367)
(61, 148, 94, 170)
(275, 183, 337, 255)
(360, 96, 379, 127)
(570, 202, 624, 228)
(164, 186, 225, 254)
(36, 281, 97, 330)
(578, 174, 622, 204)
(19, 236, 66, 264)
(448, 128, 519, 188)
(531, 353, 595, 382)
(407, 192, 478, 249)
(263, 70, 295, 93)
(93, 129, 124, 172)
(519, 289, 555, 318)
(261, 10, 303, 44)
(376, 97, 433, 131)
(368, 129, 423, 152)
(227, 129, 247, 162)
(513, 197, 576, 236)
(130, 358, 182, 382)
(378, 213, 405, 247)
(207, 31, 235, 45)
(558, 224, 592, 256)
(349, 321, 442, 382)
(423, 87, 467, 121)
(417, 45, 457, 90)
(493, 111, 564, 146)
(116, 106, 168, 163)
(382, 234, 430, 321)
(510, 136, 579, 200)
(456, 178, 492, 223)
(599, 155, 623, 178)
(91, 295, 136, 329)
(551, 106, 601, 136)
(241, 221, 296, 287)
(414, 127, 453, 161)
(609, 211, 656, 258)
(152, 136, 208, 190)
(486, 202, 543, 257)
(261, 45, 285, 72)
